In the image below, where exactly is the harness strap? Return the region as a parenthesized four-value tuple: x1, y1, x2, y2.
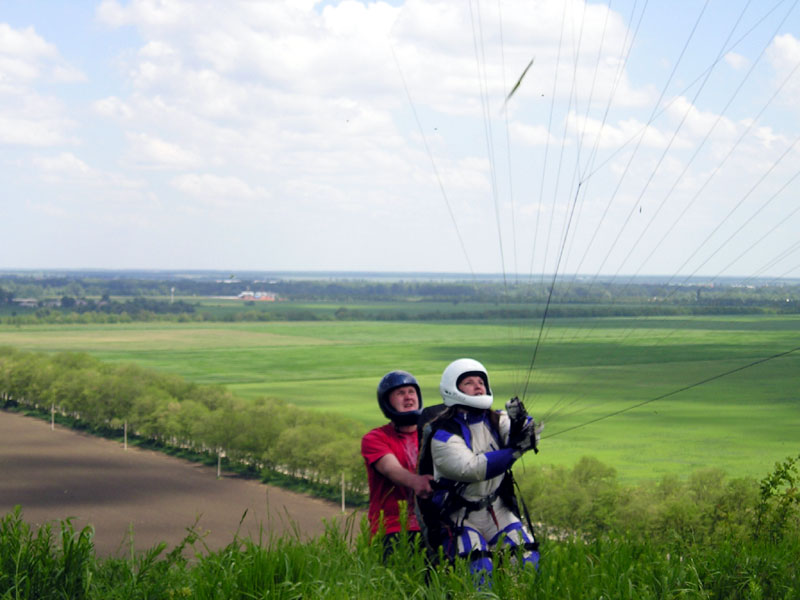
(511, 472, 538, 545)
(487, 505, 500, 529)
(525, 540, 540, 552)
(467, 549, 493, 561)
(452, 488, 500, 514)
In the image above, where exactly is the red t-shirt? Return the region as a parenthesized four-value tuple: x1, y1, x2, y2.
(361, 423, 420, 536)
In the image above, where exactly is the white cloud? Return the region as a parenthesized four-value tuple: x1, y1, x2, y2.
(96, 0, 194, 29)
(32, 152, 91, 176)
(0, 23, 84, 148)
(125, 132, 201, 168)
(0, 23, 85, 83)
(511, 121, 556, 146)
(170, 173, 265, 206)
(768, 33, 800, 69)
(51, 63, 87, 83)
(3, 1, 800, 275)
(0, 23, 56, 70)
(724, 51, 748, 70)
(29, 152, 143, 190)
(93, 96, 134, 119)
(32, 201, 69, 218)
(665, 96, 738, 142)
(0, 114, 69, 146)
(766, 33, 800, 107)
(0, 52, 42, 82)
(566, 113, 679, 151)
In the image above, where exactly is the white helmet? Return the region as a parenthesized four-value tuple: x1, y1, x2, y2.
(439, 358, 493, 410)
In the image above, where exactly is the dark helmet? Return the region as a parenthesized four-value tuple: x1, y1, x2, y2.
(377, 370, 423, 427)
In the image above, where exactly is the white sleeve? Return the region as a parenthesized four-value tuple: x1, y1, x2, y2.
(498, 411, 511, 444)
(431, 429, 488, 482)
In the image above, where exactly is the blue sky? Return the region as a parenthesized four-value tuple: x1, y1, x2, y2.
(2, 0, 800, 280)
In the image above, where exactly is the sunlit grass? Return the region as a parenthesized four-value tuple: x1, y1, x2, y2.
(1, 314, 798, 482)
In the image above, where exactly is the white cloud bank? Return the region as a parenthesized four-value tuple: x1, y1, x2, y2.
(1, 1, 799, 277)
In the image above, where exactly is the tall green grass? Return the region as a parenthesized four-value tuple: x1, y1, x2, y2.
(3, 455, 799, 598)
(0, 508, 94, 599)
(2, 504, 798, 599)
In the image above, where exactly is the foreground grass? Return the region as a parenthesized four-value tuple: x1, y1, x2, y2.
(2, 506, 798, 600)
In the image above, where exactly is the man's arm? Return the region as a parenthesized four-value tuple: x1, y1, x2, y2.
(374, 453, 434, 498)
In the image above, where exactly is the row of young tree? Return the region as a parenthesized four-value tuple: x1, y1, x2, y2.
(0, 347, 367, 500)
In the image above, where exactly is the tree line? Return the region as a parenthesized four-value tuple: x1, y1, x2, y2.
(3, 273, 800, 307)
(0, 347, 367, 502)
(2, 300, 795, 327)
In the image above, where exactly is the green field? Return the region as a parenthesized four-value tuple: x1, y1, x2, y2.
(1, 313, 798, 482)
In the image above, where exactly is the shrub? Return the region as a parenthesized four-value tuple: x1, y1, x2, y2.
(754, 453, 800, 543)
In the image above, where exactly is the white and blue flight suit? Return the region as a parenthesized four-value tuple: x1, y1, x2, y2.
(430, 407, 539, 578)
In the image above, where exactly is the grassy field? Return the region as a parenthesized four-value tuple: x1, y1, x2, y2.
(1, 313, 798, 482)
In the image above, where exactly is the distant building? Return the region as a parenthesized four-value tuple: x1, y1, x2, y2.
(237, 291, 277, 301)
(12, 298, 38, 308)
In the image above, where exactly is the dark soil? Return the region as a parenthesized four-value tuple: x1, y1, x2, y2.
(0, 410, 349, 556)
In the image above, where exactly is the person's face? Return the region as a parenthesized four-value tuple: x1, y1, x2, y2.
(388, 385, 420, 412)
(457, 375, 486, 397)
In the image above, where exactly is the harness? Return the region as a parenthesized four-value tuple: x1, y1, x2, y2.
(415, 407, 539, 559)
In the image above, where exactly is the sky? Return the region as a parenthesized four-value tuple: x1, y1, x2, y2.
(2, 0, 800, 279)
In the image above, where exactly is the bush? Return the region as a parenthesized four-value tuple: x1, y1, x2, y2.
(754, 453, 800, 543)
(518, 456, 766, 546)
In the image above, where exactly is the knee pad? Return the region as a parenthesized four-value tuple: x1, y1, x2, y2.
(522, 548, 540, 570)
(470, 555, 493, 576)
(455, 526, 488, 556)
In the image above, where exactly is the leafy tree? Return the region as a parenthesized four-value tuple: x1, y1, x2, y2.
(234, 398, 289, 467)
(271, 425, 328, 477)
(4, 354, 43, 404)
(0, 347, 22, 402)
(309, 436, 362, 488)
(129, 385, 175, 441)
(197, 392, 242, 462)
(755, 453, 800, 542)
(192, 385, 232, 411)
(106, 365, 149, 427)
(170, 399, 209, 450)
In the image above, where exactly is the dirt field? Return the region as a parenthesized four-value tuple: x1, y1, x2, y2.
(0, 410, 351, 556)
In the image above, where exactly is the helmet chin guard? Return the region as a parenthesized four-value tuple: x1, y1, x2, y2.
(377, 370, 423, 426)
(439, 358, 493, 410)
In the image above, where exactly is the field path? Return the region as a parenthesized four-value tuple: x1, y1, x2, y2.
(0, 410, 350, 556)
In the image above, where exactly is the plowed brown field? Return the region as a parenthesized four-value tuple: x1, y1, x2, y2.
(0, 410, 349, 556)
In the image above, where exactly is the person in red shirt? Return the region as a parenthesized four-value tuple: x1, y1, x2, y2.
(361, 370, 434, 556)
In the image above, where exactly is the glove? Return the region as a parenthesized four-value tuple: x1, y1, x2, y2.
(532, 420, 543, 452)
(508, 417, 543, 455)
(505, 396, 543, 455)
(506, 396, 528, 440)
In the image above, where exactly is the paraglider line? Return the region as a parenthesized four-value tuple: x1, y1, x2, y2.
(542, 345, 800, 440)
